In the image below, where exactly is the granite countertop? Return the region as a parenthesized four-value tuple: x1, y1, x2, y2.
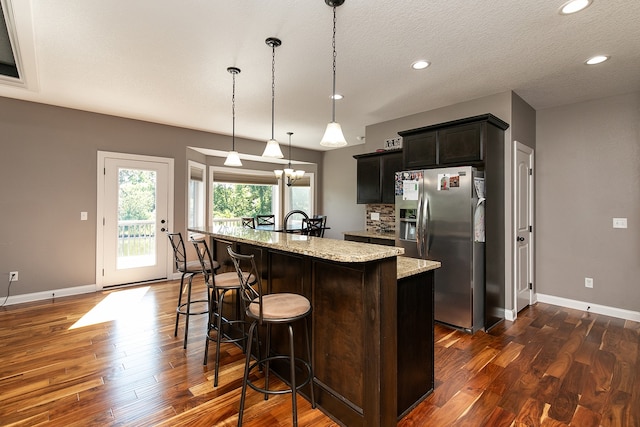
(343, 230, 397, 240)
(396, 256, 441, 279)
(189, 226, 404, 263)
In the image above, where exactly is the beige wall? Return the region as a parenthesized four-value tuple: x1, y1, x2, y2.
(0, 96, 322, 298)
(536, 92, 640, 311)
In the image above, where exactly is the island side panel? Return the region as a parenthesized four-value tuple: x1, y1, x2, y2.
(397, 271, 435, 418)
(312, 256, 398, 427)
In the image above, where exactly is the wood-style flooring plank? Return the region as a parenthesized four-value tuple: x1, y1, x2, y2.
(1, 279, 639, 426)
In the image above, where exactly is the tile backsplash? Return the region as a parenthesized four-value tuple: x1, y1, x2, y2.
(365, 204, 395, 233)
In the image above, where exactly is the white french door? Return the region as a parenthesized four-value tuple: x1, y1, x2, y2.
(97, 152, 174, 288)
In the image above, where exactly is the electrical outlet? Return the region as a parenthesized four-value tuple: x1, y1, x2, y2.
(585, 277, 593, 288)
(9, 271, 18, 282)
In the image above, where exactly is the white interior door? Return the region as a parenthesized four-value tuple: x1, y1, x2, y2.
(98, 152, 173, 287)
(514, 141, 534, 314)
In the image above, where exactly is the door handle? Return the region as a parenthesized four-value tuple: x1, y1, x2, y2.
(517, 236, 525, 242)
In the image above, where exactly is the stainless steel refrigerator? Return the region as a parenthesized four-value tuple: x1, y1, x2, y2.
(395, 166, 485, 333)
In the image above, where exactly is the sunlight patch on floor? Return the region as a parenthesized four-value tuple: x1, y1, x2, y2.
(70, 286, 150, 329)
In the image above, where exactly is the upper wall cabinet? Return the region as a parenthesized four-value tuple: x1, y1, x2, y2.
(354, 150, 403, 204)
(399, 114, 509, 170)
(402, 131, 437, 170)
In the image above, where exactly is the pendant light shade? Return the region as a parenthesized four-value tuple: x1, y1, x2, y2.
(263, 139, 284, 158)
(224, 150, 242, 167)
(224, 66, 243, 167)
(320, 122, 347, 147)
(262, 37, 285, 158)
(320, 0, 347, 148)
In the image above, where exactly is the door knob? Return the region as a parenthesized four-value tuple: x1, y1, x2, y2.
(161, 219, 166, 224)
(161, 227, 166, 232)
(517, 236, 525, 242)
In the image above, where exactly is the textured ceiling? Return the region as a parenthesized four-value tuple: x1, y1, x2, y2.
(1, 1, 639, 153)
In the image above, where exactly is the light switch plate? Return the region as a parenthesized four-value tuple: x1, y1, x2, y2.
(81, 212, 88, 221)
(613, 218, 627, 229)
(371, 212, 380, 221)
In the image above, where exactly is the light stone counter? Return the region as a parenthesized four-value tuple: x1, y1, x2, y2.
(189, 226, 403, 263)
(397, 256, 441, 279)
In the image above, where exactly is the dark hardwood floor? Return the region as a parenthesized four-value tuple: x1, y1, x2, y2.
(1, 278, 638, 426)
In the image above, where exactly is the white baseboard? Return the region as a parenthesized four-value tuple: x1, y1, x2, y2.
(3, 284, 97, 306)
(505, 309, 517, 321)
(536, 293, 640, 322)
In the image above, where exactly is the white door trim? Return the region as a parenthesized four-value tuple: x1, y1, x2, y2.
(96, 151, 174, 290)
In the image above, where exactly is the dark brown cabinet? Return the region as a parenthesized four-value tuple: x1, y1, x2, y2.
(399, 114, 506, 170)
(354, 150, 403, 204)
(438, 122, 482, 165)
(402, 131, 437, 170)
(344, 234, 396, 246)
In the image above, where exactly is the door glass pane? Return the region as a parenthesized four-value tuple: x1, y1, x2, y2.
(117, 168, 157, 269)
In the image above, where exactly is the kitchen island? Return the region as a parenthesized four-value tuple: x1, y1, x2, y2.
(188, 226, 440, 426)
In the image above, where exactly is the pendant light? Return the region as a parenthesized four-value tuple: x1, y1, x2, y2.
(320, 0, 347, 148)
(262, 37, 285, 158)
(224, 67, 242, 167)
(274, 132, 305, 186)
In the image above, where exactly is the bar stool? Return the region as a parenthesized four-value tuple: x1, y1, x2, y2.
(227, 247, 315, 427)
(192, 238, 248, 387)
(167, 232, 216, 349)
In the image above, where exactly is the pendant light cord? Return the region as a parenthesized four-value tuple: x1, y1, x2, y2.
(271, 43, 276, 140)
(331, 5, 337, 122)
(287, 132, 293, 169)
(232, 71, 236, 150)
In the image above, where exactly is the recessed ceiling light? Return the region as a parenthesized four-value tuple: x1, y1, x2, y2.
(411, 60, 430, 70)
(585, 55, 610, 65)
(331, 93, 343, 100)
(559, 0, 592, 15)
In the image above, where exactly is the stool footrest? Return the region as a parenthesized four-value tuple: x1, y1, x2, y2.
(176, 299, 209, 316)
(246, 355, 313, 396)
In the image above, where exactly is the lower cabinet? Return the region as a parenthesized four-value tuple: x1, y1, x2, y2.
(344, 234, 396, 246)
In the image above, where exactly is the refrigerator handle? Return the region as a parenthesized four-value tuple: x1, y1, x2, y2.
(416, 187, 424, 257)
(425, 195, 431, 256)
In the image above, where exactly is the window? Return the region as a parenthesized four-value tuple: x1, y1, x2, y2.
(0, 1, 21, 81)
(188, 161, 205, 228)
(285, 173, 314, 217)
(210, 168, 280, 228)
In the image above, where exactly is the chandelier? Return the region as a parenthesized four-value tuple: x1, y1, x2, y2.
(274, 132, 305, 186)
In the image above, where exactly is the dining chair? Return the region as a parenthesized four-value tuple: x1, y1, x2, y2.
(302, 217, 325, 237)
(227, 246, 315, 427)
(167, 232, 218, 349)
(241, 217, 255, 229)
(256, 214, 275, 229)
(192, 238, 248, 387)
